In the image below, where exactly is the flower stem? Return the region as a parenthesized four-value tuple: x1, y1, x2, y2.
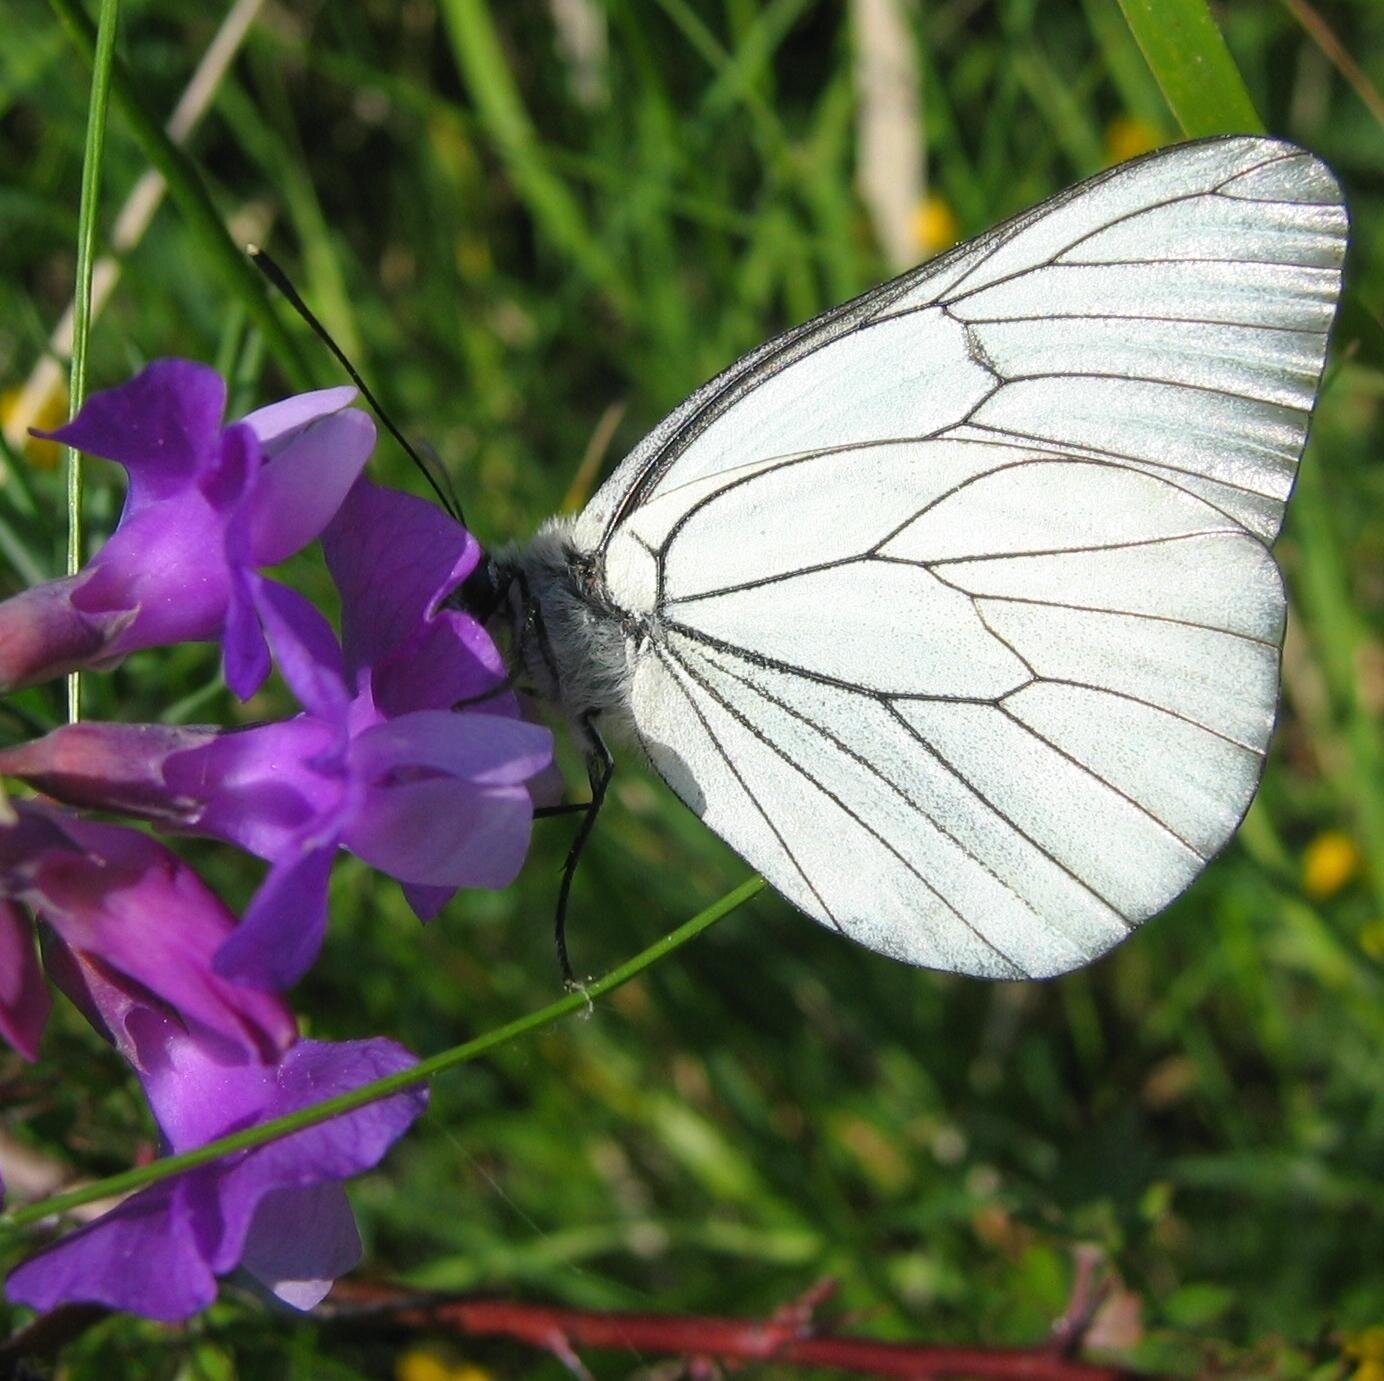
(0, 875, 765, 1236)
(64, 0, 120, 724)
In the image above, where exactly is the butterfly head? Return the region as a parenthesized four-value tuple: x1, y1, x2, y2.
(479, 521, 641, 738)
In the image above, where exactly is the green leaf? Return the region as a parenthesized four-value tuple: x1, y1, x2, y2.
(1115, 0, 1263, 137)
(1164, 1281, 1236, 1328)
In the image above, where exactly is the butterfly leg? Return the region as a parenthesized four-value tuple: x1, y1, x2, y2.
(554, 713, 613, 986)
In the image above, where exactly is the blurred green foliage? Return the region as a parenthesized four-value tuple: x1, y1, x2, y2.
(1, 0, 1382, 1375)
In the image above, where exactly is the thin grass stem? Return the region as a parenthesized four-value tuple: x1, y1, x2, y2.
(62, 0, 120, 724)
(0, 876, 765, 1238)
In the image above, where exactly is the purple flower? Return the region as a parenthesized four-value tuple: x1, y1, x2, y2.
(0, 803, 426, 1319)
(0, 360, 374, 698)
(0, 483, 554, 989)
(321, 478, 506, 716)
(5, 1018, 425, 1320)
(0, 897, 50, 1062)
(0, 801, 294, 1060)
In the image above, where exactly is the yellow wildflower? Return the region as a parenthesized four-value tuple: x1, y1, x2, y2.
(0, 385, 68, 469)
(913, 194, 959, 256)
(1302, 830, 1361, 900)
(396, 1350, 492, 1381)
(1104, 115, 1163, 165)
(1344, 1325, 1384, 1381)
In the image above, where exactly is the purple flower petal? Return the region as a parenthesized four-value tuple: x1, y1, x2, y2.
(0, 722, 218, 824)
(138, 1025, 278, 1152)
(237, 1182, 361, 1309)
(38, 937, 168, 1069)
(232, 1038, 426, 1185)
(222, 565, 271, 699)
(246, 410, 376, 566)
(164, 718, 342, 858)
(239, 385, 358, 452)
(197, 418, 258, 516)
(371, 610, 514, 718)
(322, 480, 480, 675)
(213, 840, 338, 989)
(0, 577, 135, 693)
(35, 360, 226, 506)
(6, 1177, 219, 1321)
(5, 1019, 422, 1320)
(344, 778, 534, 889)
(524, 740, 568, 810)
(6, 367, 376, 693)
(399, 882, 453, 922)
(0, 901, 50, 1060)
(206, 1038, 425, 1273)
(69, 494, 231, 649)
(23, 809, 296, 1060)
(349, 710, 552, 786)
(249, 577, 350, 721)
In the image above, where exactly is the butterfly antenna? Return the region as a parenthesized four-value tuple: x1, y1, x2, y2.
(247, 245, 464, 526)
(417, 437, 466, 530)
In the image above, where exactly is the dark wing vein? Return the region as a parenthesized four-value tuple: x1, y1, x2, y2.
(993, 704, 1208, 859)
(953, 421, 1286, 512)
(604, 138, 1323, 553)
(921, 529, 1244, 566)
(959, 311, 1329, 335)
(667, 641, 1031, 975)
(997, 678, 1268, 754)
(882, 701, 1136, 930)
(650, 649, 841, 933)
(661, 619, 1005, 704)
(943, 583, 1281, 650)
(938, 150, 1318, 309)
(997, 371, 1312, 413)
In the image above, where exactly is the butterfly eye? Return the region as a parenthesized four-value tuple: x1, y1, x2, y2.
(453, 556, 508, 622)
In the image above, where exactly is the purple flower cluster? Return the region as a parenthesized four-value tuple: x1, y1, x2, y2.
(0, 361, 551, 1320)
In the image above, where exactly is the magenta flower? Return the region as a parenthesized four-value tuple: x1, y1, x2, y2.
(0, 803, 426, 1320)
(0, 897, 50, 1062)
(0, 801, 293, 1059)
(0, 359, 374, 698)
(0, 483, 553, 989)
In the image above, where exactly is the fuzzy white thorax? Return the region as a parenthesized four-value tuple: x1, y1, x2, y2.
(494, 516, 643, 740)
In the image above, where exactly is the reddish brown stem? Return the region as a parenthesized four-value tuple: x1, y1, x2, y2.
(327, 1282, 1139, 1380)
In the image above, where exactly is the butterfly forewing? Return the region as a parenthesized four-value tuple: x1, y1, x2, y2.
(586, 136, 1346, 978)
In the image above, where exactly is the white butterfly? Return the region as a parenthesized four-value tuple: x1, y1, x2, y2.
(479, 135, 1347, 981)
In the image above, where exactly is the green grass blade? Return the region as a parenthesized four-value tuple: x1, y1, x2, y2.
(1079, 0, 1172, 131)
(439, 0, 630, 314)
(1289, 419, 1384, 909)
(1115, 0, 1263, 136)
(61, 0, 119, 723)
(47, 0, 314, 390)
